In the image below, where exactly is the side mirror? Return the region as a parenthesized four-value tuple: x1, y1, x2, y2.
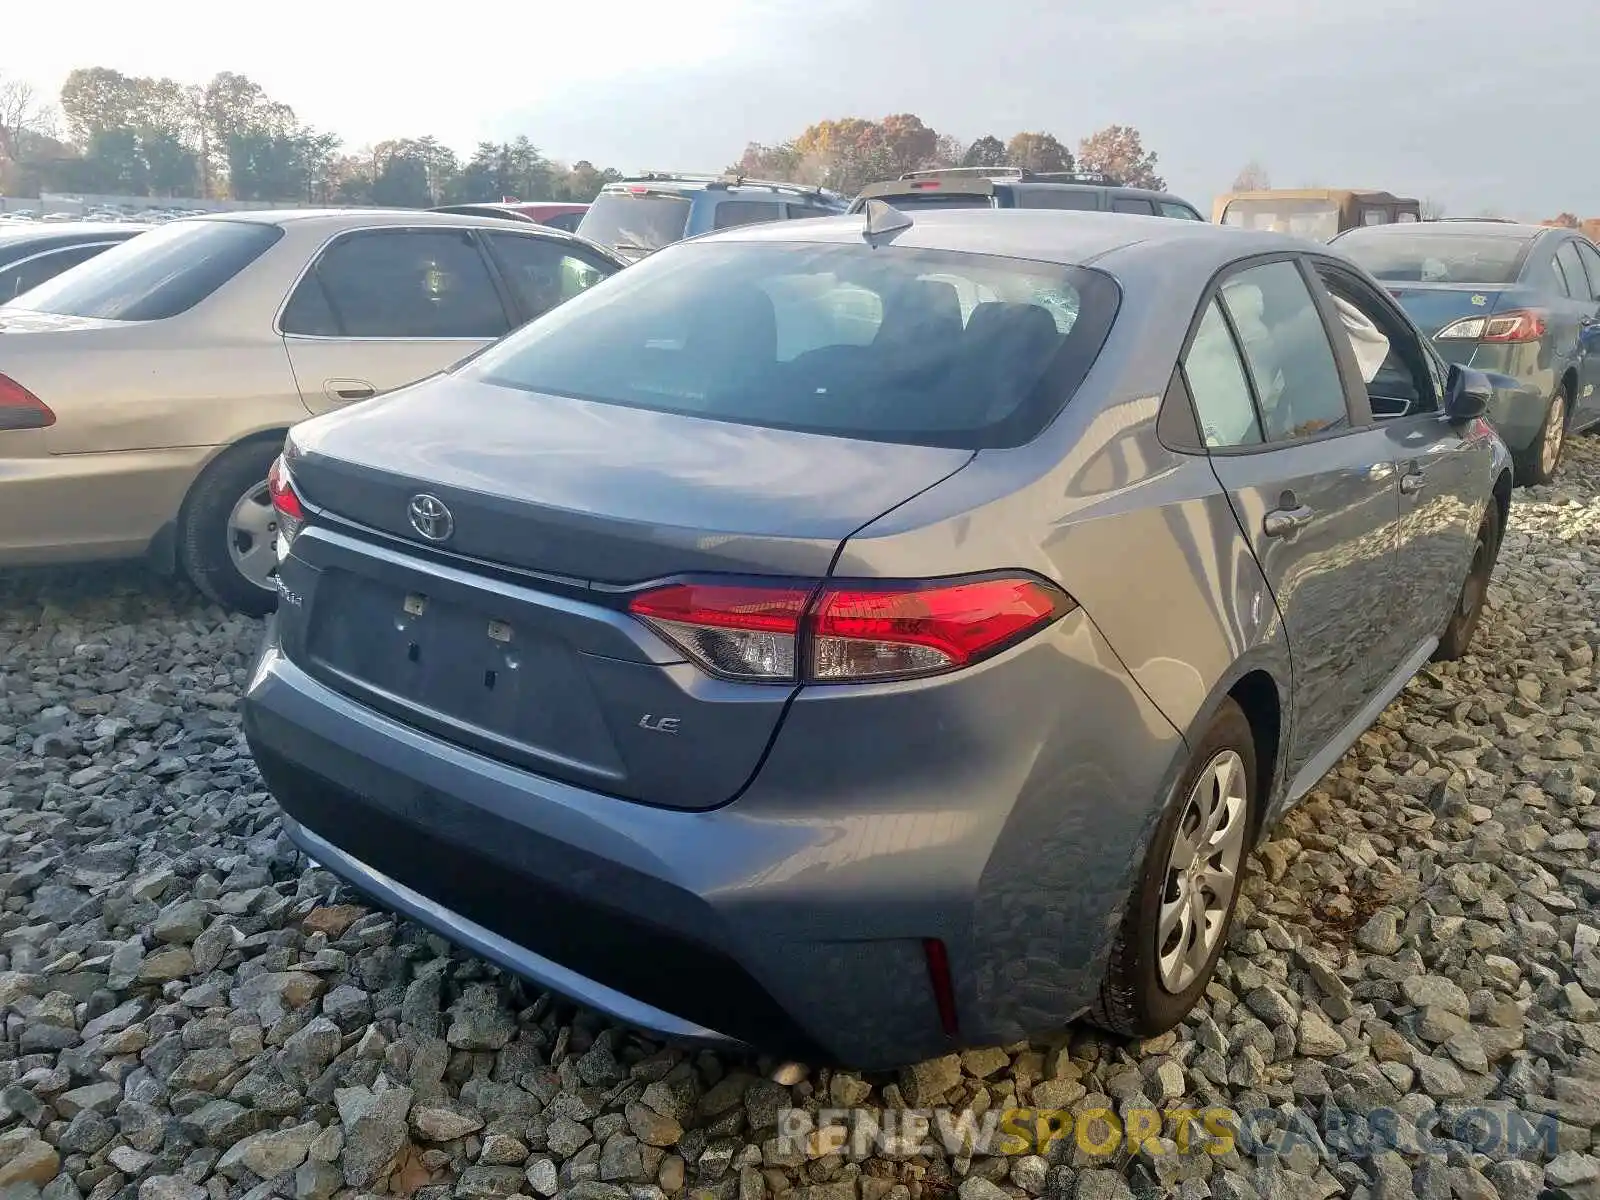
(1443, 364, 1492, 422)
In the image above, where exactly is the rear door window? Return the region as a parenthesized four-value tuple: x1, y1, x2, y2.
(4, 219, 281, 319)
(1218, 259, 1350, 442)
(281, 228, 511, 339)
(1577, 242, 1600, 300)
(712, 201, 784, 230)
(485, 233, 616, 322)
(1159, 202, 1203, 220)
(1555, 241, 1587, 300)
(1112, 197, 1156, 215)
(1024, 190, 1100, 211)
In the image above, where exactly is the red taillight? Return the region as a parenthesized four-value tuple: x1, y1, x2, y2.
(267, 455, 304, 521)
(909, 180, 942, 189)
(267, 455, 306, 559)
(627, 574, 1072, 684)
(626, 582, 811, 680)
(1436, 309, 1547, 343)
(0, 373, 55, 431)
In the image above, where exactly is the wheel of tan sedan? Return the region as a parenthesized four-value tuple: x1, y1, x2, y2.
(177, 439, 284, 617)
(1516, 390, 1567, 486)
(1434, 501, 1501, 663)
(1089, 698, 1256, 1037)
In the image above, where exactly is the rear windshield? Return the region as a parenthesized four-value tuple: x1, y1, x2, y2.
(3, 219, 282, 320)
(859, 192, 998, 212)
(576, 192, 692, 255)
(1222, 199, 1340, 241)
(1333, 232, 1530, 284)
(469, 239, 1120, 450)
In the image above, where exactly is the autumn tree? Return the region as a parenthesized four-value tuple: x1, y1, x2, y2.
(1077, 124, 1164, 190)
(1547, 212, 1580, 228)
(962, 135, 1008, 169)
(1231, 160, 1269, 191)
(1006, 132, 1072, 173)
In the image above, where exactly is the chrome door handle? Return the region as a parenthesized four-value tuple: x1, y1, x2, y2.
(1400, 470, 1426, 495)
(325, 378, 376, 402)
(1263, 505, 1314, 537)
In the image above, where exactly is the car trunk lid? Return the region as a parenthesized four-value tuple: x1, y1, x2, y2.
(1383, 282, 1511, 338)
(279, 374, 975, 809)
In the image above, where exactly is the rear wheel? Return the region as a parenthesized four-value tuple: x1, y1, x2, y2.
(1088, 698, 1256, 1037)
(1515, 390, 1567, 486)
(178, 440, 283, 616)
(1434, 501, 1500, 662)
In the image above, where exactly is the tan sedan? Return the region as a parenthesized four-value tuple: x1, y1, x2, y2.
(0, 209, 621, 612)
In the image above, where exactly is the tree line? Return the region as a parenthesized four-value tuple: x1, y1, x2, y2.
(0, 68, 621, 205)
(0, 67, 1169, 205)
(736, 120, 1165, 195)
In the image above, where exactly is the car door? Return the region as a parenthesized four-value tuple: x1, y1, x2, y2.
(1308, 256, 1489, 653)
(1186, 256, 1405, 785)
(278, 226, 515, 415)
(1570, 240, 1600, 419)
(1548, 236, 1600, 428)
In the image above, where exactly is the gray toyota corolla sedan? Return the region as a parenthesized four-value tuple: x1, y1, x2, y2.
(244, 206, 1512, 1068)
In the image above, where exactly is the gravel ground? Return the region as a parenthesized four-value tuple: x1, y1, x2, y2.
(6, 444, 1600, 1200)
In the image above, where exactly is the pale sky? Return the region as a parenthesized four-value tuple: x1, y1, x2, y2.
(6, 0, 1596, 218)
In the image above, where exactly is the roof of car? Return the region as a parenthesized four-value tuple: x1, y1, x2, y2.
(1339, 219, 1546, 240)
(0, 221, 151, 244)
(202, 208, 589, 234)
(703, 206, 1318, 268)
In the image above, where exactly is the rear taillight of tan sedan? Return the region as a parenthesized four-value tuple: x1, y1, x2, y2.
(628, 573, 1076, 684)
(0, 374, 55, 431)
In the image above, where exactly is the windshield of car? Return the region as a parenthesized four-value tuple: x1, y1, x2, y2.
(575, 192, 693, 254)
(1222, 199, 1341, 241)
(3, 218, 282, 320)
(468, 239, 1119, 450)
(1333, 232, 1530, 284)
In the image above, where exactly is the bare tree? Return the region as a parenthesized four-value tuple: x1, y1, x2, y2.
(1231, 160, 1270, 191)
(1420, 197, 1446, 221)
(0, 75, 56, 163)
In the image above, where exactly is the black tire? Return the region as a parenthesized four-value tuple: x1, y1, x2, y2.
(1433, 501, 1501, 662)
(1513, 389, 1568, 486)
(177, 439, 283, 617)
(1088, 698, 1257, 1038)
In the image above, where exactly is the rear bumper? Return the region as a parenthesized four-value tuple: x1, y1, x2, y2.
(245, 595, 1186, 1068)
(279, 813, 743, 1047)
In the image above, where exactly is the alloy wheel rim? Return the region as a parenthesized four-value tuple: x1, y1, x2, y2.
(1542, 396, 1566, 475)
(226, 480, 279, 592)
(1157, 748, 1248, 994)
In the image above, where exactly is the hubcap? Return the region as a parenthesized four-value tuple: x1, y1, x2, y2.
(226, 479, 279, 592)
(1157, 749, 1248, 994)
(1542, 395, 1566, 475)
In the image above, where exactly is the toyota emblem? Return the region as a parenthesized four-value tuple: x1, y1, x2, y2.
(407, 494, 454, 542)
